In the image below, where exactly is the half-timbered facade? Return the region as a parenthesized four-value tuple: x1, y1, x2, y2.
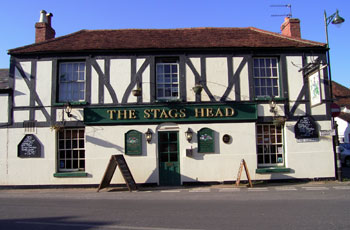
(0, 12, 335, 186)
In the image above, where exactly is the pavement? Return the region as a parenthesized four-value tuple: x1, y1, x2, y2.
(0, 166, 349, 194)
(1, 179, 350, 194)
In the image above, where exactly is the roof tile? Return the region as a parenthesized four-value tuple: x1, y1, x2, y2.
(8, 27, 326, 54)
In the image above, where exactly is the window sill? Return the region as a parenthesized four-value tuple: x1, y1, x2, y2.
(256, 167, 291, 174)
(54, 101, 88, 106)
(255, 97, 287, 102)
(155, 99, 183, 103)
(53, 172, 88, 178)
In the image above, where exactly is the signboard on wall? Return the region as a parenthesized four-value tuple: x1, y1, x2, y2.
(84, 103, 257, 125)
(125, 130, 142, 155)
(294, 116, 319, 140)
(198, 128, 215, 153)
(17, 134, 41, 158)
(308, 71, 322, 107)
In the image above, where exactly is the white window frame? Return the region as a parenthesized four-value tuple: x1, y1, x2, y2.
(58, 62, 86, 102)
(156, 62, 179, 100)
(253, 57, 280, 98)
(57, 128, 85, 172)
(256, 124, 284, 167)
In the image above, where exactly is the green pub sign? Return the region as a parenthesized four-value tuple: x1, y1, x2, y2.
(198, 128, 215, 153)
(125, 130, 142, 155)
(84, 103, 257, 125)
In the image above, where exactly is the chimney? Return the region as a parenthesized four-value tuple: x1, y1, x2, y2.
(281, 17, 301, 38)
(35, 10, 55, 43)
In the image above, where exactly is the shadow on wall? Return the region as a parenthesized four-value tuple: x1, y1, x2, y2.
(86, 135, 124, 153)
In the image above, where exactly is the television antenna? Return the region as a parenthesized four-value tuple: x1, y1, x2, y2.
(270, 4, 292, 18)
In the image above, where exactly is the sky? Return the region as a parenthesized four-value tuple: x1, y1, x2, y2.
(0, 0, 349, 86)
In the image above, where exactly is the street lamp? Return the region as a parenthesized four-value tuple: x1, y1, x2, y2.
(324, 9, 345, 98)
(324, 9, 345, 181)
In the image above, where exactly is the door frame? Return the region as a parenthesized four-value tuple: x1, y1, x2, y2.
(158, 131, 181, 186)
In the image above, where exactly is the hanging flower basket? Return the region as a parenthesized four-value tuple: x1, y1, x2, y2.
(192, 84, 203, 94)
(132, 88, 142, 96)
(50, 123, 63, 131)
(273, 117, 287, 125)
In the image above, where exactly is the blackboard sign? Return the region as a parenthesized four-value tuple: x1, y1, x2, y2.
(198, 128, 215, 153)
(18, 134, 41, 158)
(97, 154, 138, 192)
(294, 116, 319, 139)
(125, 130, 142, 155)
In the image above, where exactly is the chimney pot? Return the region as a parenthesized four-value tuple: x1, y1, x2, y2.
(281, 17, 301, 38)
(39, 10, 47, 23)
(35, 10, 55, 43)
(46, 13, 53, 26)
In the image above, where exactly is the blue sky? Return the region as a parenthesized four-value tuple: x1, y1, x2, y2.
(0, 0, 348, 86)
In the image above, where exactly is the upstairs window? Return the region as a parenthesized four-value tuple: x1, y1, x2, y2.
(253, 58, 279, 98)
(156, 60, 179, 100)
(58, 62, 86, 102)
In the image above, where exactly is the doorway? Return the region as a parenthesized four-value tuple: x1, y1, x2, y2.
(158, 131, 180, 186)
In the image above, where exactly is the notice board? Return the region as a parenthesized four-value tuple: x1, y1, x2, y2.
(97, 154, 138, 192)
(294, 116, 318, 139)
(125, 130, 142, 155)
(18, 134, 41, 158)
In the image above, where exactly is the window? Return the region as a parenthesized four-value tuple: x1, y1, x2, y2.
(57, 128, 85, 172)
(253, 57, 279, 97)
(256, 124, 284, 167)
(156, 61, 179, 100)
(58, 62, 86, 102)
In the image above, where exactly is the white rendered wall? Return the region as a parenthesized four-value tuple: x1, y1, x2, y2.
(0, 120, 335, 185)
(110, 59, 131, 104)
(186, 58, 199, 102)
(236, 57, 249, 101)
(0, 127, 57, 185)
(287, 56, 306, 116)
(85, 125, 158, 184)
(36, 61, 52, 107)
(139, 59, 150, 103)
(181, 122, 257, 182)
(255, 120, 334, 180)
(257, 104, 285, 117)
(35, 61, 52, 122)
(204, 58, 228, 101)
(0, 94, 8, 123)
(14, 62, 31, 107)
(13, 111, 29, 123)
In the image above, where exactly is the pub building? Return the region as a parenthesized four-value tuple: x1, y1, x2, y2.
(0, 11, 335, 187)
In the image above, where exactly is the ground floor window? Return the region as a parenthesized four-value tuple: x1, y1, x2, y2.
(256, 124, 284, 167)
(57, 128, 85, 171)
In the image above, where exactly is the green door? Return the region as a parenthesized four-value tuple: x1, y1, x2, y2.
(158, 131, 180, 186)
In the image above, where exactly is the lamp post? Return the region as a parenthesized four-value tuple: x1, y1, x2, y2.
(324, 9, 345, 181)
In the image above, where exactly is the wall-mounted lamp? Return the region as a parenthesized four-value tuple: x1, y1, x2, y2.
(65, 102, 72, 118)
(269, 98, 277, 116)
(145, 128, 153, 143)
(185, 128, 193, 142)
